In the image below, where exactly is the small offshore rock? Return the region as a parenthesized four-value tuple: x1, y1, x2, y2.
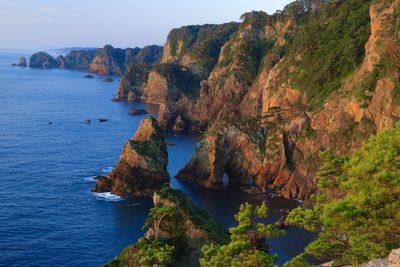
(98, 118, 108, 123)
(102, 77, 114, 83)
(18, 56, 27, 67)
(83, 74, 94, 79)
(84, 119, 91, 124)
(92, 176, 112, 193)
(128, 108, 148, 116)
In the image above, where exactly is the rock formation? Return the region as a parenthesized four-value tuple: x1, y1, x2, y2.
(174, 0, 400, 200)
(29, 52, 59, 68)
(18, 56, 27, 67)
(92, 116, 169, 197)
(105, 187, 227, 267)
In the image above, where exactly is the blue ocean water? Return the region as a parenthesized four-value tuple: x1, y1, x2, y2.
(0, 51, 313, 266)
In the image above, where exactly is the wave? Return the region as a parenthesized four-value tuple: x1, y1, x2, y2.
(93, 192, 123, 202)
(102, 167, 114, 173)
(84, 176, 96, 182)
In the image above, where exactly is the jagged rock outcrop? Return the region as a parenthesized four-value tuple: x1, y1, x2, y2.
(29, 52, 59, 68)
(18, 56, 27, 67)
(105, 187, 227, 267)
(92, 117, 169, 197)
(89, 44, 127, 75)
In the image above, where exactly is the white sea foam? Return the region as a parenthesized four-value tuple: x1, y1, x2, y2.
(94, 192, 123, 202)
(102, 167, 114, 173)
(84, 176, 96, 182)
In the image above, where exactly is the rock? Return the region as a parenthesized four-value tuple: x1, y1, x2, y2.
(275, 216, 289, 229)
(128, 108, 148, 116)
(102, 77, 114, 83)
(106, 187, 228, 267)
(98, 118, 108, 123)
(10, 63, 17, 66)
(84, 119, 91, 124)
(62, 50, 96, 69)
(172, 115, 187, 132)
(83, 74, 94, 79)
(92, 117, 170, 197)
(18, 56, 27, 67)
(388, 248, 400, 267)
(92, 176, 112, 193)
(158, 102, 180, 130)
(56, 55, 65, 68)
(29, 52, 59, 68)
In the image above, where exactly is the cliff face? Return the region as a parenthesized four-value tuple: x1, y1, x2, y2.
(176, 0, 400, 199)
(57, 50, 97, 70)
(92, 117, 169, 197)
(105, 187, 227, 267)
(114, 23, 238, 102)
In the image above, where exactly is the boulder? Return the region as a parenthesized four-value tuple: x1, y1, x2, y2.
(92, 117, 169, 197)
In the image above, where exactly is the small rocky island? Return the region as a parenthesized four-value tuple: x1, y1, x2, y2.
(92, 116, 169, 197)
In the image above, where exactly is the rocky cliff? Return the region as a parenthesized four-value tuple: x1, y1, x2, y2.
(92, 117, 169, 197)
(90, 44, 163, 76)
(172, 0, 400, 200)
(105, 187, 227, 267)
(114, 23, 238, 102)
(57, 49, 97, 70)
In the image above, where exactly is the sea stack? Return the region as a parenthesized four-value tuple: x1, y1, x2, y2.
(92, 116, 169, 197)
(18, 56, 27, 67)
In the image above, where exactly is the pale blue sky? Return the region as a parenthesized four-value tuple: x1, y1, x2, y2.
(0, 0, 293, 50)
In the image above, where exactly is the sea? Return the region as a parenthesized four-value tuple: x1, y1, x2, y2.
(0, 50, 313, 266)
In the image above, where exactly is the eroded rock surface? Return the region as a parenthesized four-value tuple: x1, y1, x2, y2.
(92, 117, 169, 197)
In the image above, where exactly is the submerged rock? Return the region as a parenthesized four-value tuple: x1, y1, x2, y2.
(92, 117, 169, 197)
(83, 74, 94, 79)
(98, 118, 108, 123)
(102, 77, 114, 83)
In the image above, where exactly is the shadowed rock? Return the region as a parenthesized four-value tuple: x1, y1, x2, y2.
(92, 117, 169, 197)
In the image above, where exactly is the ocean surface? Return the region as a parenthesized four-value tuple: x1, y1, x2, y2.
(0, 50, 313, 266)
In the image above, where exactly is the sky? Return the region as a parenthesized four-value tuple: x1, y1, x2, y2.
(0, 0, 293, 50)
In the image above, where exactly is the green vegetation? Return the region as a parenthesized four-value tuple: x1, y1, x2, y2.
(200, 202, 284, 267)
(152, 63, 201, 98)
(285, 0, 372, 109)
(124, 64, 150, 88)
(156, 187, 228, 243)
(167, 23, 239, 76)
(104, 239, 174, 267)
(286, 125, 400, 265)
